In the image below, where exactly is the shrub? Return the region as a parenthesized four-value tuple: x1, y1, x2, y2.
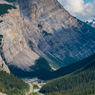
(0, 4, 17, 16)
(42, 30, 52, 36)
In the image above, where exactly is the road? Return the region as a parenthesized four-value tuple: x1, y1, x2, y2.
(25, 82, 33, 95)
(28, 83, 33, 95)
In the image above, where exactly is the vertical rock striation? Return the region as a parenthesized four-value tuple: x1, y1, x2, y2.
(0, 1, 39, 71)
(1, 0, 95, 72)
(17, 0, 95, 67)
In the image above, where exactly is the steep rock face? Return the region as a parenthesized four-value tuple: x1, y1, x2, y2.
(17, 0, 95, 67)
(0, 2, 39, 71)
(1, 0, 95, 72)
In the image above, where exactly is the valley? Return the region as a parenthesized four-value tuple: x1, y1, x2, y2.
(22, 52, 95, 95)
(40, 56, 95, 95)
(22, 78, 45, 95)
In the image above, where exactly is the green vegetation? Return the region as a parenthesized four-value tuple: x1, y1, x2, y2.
(9, 57, 52, 78)
(33, 84, 39, 89)
(0, 35, 3, 38)
(8, 65, 43, 78)
(0, 34, 3, 45)
(0, 20, 3, 23)
(45, 88, 95, 95)
(40, 62, 95, 95)
(0, 4, 16, 16)
(29, 92, 39, 95)
(5, 0, 17, 2)
(38, 53, 95, 80)
(30, 57, 52, 71)
(46, 54, 65, 69)
(0, 71, 29, 95)
(0, 39, 2, 41)
(42, 30, 52, 37)
(38, 81, 41, 83)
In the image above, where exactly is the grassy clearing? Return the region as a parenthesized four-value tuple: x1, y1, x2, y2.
(33, 84, 39, 89)
(29, 92, 39, 95)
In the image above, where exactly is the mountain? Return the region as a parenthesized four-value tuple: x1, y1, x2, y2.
(18, 0, 95, 68)
(0, 0, 95, 76)
(40, 59, 95, 95)
(85, 19, 95, 28)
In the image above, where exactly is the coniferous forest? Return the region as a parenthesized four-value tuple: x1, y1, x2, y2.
(0, 4, 16, 16)
(40, 61, 95, 95)
(0, 71, 29, 95)
(38, 53, 95, 80)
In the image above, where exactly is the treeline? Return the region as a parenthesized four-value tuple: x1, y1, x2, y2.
(0, 4, 16, 16)
(0, 71, 29, 95)
(5, 0, 17, 2)
(40, 63, 95, 95)
(9, 57, 52, 78)
(45, 87, 95, 95)
(9, 64, 51, 78)
(0, 20, 3, 23)
(30, 57, 52, 72)
(38, 53, 95, 80)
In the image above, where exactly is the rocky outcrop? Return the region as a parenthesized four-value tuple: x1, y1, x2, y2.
(0, 92, 7, 95)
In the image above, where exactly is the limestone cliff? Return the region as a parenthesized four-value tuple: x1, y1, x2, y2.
(0, 1, 39, 72)
(1, 0, 95, 73)
(18, 0, 95, 67)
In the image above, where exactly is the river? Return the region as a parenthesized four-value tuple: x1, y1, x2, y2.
(22, 78, 39, 82)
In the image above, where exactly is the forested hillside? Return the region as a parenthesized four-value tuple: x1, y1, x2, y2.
(0, 4, 16, 16)
(5, 0, 17, 2)
(38, 53, 95, 80)
(9, 57, 52, 78)
(40, 62, 95, 95)
(0, 71, 29, 95)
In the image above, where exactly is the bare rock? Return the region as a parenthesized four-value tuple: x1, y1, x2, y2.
(1, 0, 95, 71)
(0, 1, 39, 72)
(18, 0, 95, 67)
(0, 92, 7, 95)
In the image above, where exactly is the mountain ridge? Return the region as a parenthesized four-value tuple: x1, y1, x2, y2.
(0, 0, 95, 74)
